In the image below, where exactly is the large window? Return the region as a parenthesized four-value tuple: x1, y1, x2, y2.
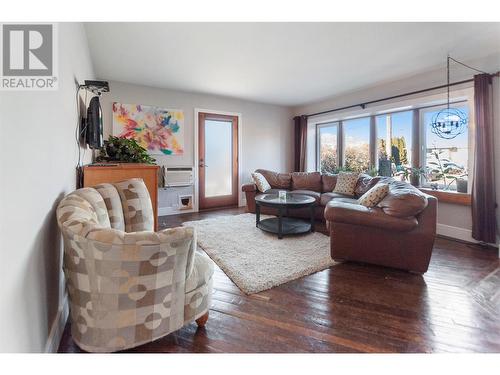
(343, 117, 371, 173)
(314, 100, 471, 193)
(422, 105, 469, 191)
(317, 122, 339, 174)
(376, 110, 413, 180)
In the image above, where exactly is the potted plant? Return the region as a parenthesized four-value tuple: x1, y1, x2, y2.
(395, 166, 428, 186)
(426, 149, 466, 191)
(456, 176, 468, 193)
(96, 136, 156, 164)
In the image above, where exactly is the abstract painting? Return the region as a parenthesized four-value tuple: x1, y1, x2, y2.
(112, 102, 184, 155)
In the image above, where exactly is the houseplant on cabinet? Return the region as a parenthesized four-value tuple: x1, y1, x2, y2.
(96, 136, 156, 164)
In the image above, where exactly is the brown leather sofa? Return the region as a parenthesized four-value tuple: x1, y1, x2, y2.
(242, 169, 437, 273)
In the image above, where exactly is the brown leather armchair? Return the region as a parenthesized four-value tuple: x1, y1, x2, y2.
(325, 185, 437, 274)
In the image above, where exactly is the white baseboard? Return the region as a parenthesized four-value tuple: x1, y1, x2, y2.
(158, 207, 195, 216)
(437, 223, 500, 251)
(436, 223, 477, 243)
(45, 294, 69, 353)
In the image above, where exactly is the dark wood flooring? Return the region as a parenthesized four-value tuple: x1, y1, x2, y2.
(58, 207, 500, 353)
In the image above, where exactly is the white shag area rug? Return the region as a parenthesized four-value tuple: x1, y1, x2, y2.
(183, 213, 336, 294)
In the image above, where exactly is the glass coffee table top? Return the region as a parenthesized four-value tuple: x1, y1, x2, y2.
(255, 193, 315, 206)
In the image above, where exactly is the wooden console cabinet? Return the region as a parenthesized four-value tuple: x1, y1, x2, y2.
(83, 163, 160, 230)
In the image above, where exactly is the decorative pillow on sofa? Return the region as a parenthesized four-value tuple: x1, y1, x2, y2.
(358, 183, 389, 208)
(251, 172, 272, 192)
(333, 172, 359, 196)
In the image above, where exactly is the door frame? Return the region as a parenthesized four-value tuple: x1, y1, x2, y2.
(194, 108, 243, 212)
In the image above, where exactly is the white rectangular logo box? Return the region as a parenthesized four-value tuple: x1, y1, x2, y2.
(0, 23, 58, 90)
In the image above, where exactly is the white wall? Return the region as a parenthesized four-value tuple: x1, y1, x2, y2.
(0, 23, 95, 352)
(99, 80, 294, 190)
(294, 54, 500, 244)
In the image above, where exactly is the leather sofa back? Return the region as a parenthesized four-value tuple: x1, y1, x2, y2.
(251, 170, 428, 218)
(321, 174, 337, 192)
(291, 172, 322, 191)
(255, 169, 291, 189)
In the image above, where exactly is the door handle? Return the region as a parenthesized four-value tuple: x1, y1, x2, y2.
(199, 163, 208, 168)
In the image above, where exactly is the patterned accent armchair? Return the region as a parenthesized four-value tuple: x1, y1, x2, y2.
(56, 178, 214, 352)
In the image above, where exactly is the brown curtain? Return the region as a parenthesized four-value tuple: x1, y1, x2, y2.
(472, 74, 497, 243)
(294, 115, 307, 172)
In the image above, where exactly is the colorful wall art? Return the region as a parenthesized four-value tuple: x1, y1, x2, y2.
(112, 102, 184, 155)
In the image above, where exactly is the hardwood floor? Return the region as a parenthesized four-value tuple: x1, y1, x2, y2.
(58, 207, 500, 353)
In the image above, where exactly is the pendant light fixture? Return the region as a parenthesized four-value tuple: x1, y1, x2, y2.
(430, 56, 468, 140)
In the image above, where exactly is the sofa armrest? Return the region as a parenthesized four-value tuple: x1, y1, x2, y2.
(324, 201, 418, 232)
(242, 183, 257, 192)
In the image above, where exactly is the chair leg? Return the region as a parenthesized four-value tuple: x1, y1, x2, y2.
(195, 312, 209, 327)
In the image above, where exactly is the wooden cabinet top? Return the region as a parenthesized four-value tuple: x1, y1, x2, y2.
(83, 163, 160, 170)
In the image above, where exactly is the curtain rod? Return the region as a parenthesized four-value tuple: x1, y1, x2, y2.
(304, 71, 499, 119)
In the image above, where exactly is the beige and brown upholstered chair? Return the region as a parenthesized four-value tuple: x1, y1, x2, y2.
(56, 178, 213, 352)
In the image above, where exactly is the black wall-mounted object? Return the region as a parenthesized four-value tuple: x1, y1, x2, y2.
(83, 80, 110, 95)
(80, 80, 109, 149)
(84, 96, 103, 149)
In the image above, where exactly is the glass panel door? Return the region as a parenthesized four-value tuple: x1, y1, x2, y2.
(198, 112, 238, 210)
(204, 119, 233, 197)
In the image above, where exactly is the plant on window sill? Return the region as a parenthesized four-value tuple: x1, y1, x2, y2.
(394, 166, 428, 184)
(426, 148, 468, 192)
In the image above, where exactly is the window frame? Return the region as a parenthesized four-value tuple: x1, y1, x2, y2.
(419, 100, 472, 192)
(315, 121, 340, 173)
(342, 116, 373, 173)
(310, 87, 474, 196)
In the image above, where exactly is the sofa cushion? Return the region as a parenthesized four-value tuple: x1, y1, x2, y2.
(320, 192, 355, 206)
(333, 171, 359, 196)
(291, 172, 322, 191)
(290, 190, 321, 204)
(252, 172, 272, 192)
(255, 169, 291, 190)
(358, 183, 390, 208)
(354, 174, 375, 196)
(325, 200, 418, 232)
(355, 175, 393, 197)
(378, 181, 428, 218)
(321, 174, 337, 192)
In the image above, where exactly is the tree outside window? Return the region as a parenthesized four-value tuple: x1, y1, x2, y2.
(318, 123, 338, 174)
(343, 118, 370, 173)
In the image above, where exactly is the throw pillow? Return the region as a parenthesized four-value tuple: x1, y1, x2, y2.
(251, 172, 272, 193)
(358, 183, 390, 208)
(333, 171, 359, 196)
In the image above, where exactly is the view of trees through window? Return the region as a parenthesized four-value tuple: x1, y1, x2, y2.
(315, 104, 469, 192)
(318, 122, 338, 174)
(343, 118, 370, 173)
(376, 111, 412, 181)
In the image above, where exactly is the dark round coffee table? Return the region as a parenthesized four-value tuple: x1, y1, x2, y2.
(254, 193, 316, 239)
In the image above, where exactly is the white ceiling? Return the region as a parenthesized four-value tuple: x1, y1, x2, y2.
(84, 23, 500, 107)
